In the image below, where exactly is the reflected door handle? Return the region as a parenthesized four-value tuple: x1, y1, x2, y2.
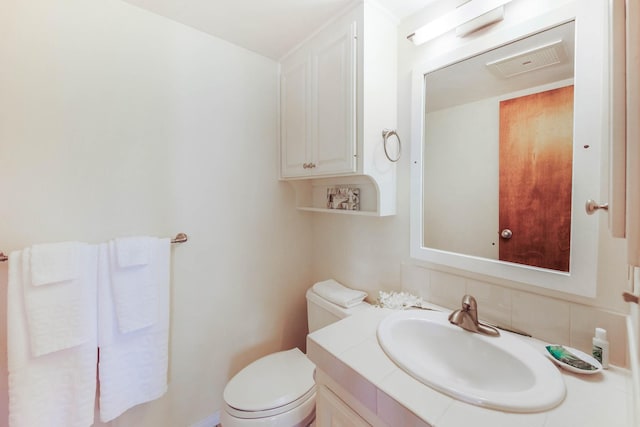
(500, 229, 513, 239)
(585, 199, 609, 215)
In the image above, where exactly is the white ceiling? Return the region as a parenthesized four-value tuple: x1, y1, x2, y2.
(426, 21, 575, 112)
(123, 0, 433, 59)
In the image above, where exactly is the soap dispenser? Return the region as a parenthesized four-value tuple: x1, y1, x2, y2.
(592, 327, 609, 369)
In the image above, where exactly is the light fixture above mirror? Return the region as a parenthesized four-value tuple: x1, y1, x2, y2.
(407, 0, 513, 46)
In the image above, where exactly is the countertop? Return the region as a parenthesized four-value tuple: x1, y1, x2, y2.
(307, 307, 634, 427)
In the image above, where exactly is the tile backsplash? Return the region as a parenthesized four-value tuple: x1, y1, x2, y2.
(401, 263, 629, 368)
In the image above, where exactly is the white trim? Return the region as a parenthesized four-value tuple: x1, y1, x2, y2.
(626, 0, 640, 265)
(608, 0, 626, 237)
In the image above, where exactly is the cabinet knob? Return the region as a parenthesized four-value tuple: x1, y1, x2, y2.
(303, 163, 309, 169)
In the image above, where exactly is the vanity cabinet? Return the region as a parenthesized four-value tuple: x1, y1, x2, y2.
(313, 366, 430, 427)
(315, 385, 370, 427)
(308, 308, 634, 427)
(279, 2, 398, 216)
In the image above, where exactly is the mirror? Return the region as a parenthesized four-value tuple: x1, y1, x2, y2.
(423, 22, 575, 272)
(410, 5, 606, 297)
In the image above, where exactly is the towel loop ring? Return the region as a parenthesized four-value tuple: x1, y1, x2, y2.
(382, 129, 401, 162)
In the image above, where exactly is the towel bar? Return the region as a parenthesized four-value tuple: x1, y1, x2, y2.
(170, 233, 188, 244)
(0, 233, 188, 263)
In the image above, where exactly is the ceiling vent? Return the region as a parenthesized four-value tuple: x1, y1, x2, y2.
(486, 39, 567, 78)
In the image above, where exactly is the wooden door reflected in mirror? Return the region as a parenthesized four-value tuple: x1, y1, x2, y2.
(499, 85, 574, 271)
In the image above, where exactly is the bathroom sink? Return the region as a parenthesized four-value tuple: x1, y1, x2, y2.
(377, 310, 565, 412)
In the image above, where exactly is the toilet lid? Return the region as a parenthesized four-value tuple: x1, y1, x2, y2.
(224, 348, 315, 412)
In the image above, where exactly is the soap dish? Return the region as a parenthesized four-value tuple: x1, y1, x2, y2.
(545, 345, 602, 374)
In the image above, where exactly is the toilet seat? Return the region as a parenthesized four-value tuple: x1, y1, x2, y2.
(223, 348, 316, 419)
(224, 386, 316, 420)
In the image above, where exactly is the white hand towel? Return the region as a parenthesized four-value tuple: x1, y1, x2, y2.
(24, 242, 92, 356)
(108, 238, 158, 333)
(115, 236, 151, 268)
(8, 248, 98, 427)
(97, 238, 170, 422)
(30, 241, 80, 286)
(312, 279, 368, 308)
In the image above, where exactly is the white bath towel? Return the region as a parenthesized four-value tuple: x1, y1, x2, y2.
(30, 241, 80, 286)
(8, 247, 98, 427)
(97, 238, 170, 422)
(24, 242, 92, 356)
(108, 237, 158, 333)
(312, 279, 367, 308)
(115, 236, 151, 268)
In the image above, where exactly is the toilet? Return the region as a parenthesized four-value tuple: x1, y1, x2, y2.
(221, 286, 370, 426)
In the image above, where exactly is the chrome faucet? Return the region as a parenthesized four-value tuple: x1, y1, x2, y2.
(448, 295, 500, 337)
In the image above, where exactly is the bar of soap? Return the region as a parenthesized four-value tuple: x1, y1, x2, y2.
(545, 345, 602, 374)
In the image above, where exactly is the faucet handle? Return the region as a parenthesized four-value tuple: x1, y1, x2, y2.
(461, 294, 477, 310)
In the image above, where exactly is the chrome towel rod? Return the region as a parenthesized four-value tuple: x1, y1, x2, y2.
(0, 233, 189, 263)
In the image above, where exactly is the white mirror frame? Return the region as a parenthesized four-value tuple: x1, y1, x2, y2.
(410, 1, 607, 297)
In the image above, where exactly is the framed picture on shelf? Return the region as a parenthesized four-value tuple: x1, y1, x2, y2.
(327, 187, 360, 211)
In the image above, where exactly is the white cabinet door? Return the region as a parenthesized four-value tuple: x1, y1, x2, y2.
(312, 21, 357, 175)
(280, 55, 310, 178)
(280, 20, 357, 178)
(315, 385, 370, 427)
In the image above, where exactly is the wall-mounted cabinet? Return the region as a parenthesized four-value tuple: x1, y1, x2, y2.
(279, 1, 398, 216)
(280, 21, 357, 177)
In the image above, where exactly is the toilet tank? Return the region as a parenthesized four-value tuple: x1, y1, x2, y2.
(306, 288, 370, 333)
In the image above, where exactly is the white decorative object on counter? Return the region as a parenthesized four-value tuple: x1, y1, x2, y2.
(376, 291, 426, 310)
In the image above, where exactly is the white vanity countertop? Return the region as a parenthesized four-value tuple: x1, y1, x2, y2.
(307, 307, 634, 427)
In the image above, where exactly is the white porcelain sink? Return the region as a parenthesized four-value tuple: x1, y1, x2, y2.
(377, 310, 565, 412)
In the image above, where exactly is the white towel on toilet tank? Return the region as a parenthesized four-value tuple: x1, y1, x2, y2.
(7, 245, 98, 427)
(312, 279, 367, 308)
(97, 237, 170, 422)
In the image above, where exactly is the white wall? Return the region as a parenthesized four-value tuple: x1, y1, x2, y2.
(424, 99, 498, 259)
(312, 0, 631, 366)
(0, 0, 633, 424)
(0, 0, 313, 425)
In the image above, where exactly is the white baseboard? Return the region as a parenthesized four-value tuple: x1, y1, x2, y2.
(190, 410, 220, 427)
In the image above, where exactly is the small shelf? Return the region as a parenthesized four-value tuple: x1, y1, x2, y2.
(286, 175, 395, 217)
(297, 207, 380, 216)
